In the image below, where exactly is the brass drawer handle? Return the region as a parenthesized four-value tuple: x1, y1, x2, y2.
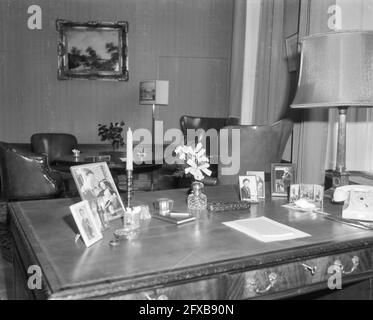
(333, 256, 359, 275)
(143, 293, 169, 300)
(301, 263, 317, 275)
(247, 272, 278, 294)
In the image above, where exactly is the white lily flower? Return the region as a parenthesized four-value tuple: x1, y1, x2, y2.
(199, 163, 210, 169)
(174, 141, 211, 181)
(195, 143, 203, 153)
(175, 145, 183, 154)
(201, 167, 212, 176)
(185, 145, 194, 154)
(198, 156, 209, 163)
(187, 159, 197, 168)
(196, 148, 206, 159)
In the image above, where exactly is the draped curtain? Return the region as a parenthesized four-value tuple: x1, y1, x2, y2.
(229, 0, 262, 125)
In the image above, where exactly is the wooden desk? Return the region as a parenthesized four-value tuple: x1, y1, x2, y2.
(9, 186, 373, 300)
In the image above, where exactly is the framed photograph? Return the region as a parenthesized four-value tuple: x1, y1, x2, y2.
(300, 184, 314, 201)
(69, 200, 103, 247)
(287, 184, 324, 211)
(289, 184, 300, 203)
(139, 80, 169, 105)
(139, 81, 156, 103)
(70, 162, 126, 229)
(56, 19, 129, 81)
(239, 175, 258, 202)
(271, 163, 296, 197)
(313, 185, 324, 206)
(246, 171, 265, 199)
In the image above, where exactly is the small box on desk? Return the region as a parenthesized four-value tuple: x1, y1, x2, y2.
(152, 213, 196, 225)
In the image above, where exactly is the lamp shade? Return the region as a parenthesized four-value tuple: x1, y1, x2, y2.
(291, 31, 373, 109)
(139, 80, 169, 105)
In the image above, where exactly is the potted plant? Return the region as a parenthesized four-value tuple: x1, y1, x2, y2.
(98, 121, 125, 161)
(98, 121, 125, 150)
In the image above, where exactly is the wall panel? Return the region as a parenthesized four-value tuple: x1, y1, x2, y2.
(0, 0, 233, 143)
(158, 56, 229, 131)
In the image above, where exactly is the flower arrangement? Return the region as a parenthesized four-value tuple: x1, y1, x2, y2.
(174, 142, 212, 181)
(98, 121, 125, 150)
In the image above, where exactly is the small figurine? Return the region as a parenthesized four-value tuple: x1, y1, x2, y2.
(72, 149, 81, 158)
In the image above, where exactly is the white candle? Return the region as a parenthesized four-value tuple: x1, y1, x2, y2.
(126, 128, 133, 170)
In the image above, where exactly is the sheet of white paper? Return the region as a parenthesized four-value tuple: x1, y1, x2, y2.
(223, 217, 311, 243)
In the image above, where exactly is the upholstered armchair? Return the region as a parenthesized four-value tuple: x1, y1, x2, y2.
(218, 119, 294, 185)
(31, 133, 78, 165)
(0, 142, 64, 201)
(30, 133, 78, 192)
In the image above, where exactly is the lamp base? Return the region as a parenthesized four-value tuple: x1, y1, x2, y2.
(332, 170, 350, 189)
(324, 170, 350, 199)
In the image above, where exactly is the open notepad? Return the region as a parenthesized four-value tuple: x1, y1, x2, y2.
(223, 217, 311, 243)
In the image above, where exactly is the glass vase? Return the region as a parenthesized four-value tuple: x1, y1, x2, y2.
(187, 181, 207, 210)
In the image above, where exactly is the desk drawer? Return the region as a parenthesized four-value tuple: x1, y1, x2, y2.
(110, 277, 223, 300)
(226, 248, 373, 299)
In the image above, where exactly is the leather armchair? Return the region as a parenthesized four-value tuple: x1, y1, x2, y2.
(218, 119, 294, 185)
(0, 142, 64, 201)
(31, 133, 78, 164)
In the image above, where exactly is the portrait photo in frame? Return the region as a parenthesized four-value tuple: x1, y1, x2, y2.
(271, 163, 296, 197)
(56, 19, 129, 81)
(239, 175, 258, 202)
(69, 200, 103, 247)
(70, 162, 126, 229)
(246, 171, 265, 199)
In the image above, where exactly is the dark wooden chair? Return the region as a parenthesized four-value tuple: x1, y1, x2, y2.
(31, 133, 78, 165)
(218, 119, 294, 185)
(180, 115, 240, 137)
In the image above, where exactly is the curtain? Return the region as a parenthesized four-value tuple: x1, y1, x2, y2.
(228, 0, 262, 124)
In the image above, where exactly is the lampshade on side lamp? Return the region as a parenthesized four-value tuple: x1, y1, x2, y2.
(139, 80, 169, 161)
(291, 31, 373, 189)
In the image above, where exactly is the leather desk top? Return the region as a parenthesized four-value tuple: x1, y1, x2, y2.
(9, 185, 373, 298)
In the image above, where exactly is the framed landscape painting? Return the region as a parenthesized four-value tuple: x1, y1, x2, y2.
(56, 20, 129, 81)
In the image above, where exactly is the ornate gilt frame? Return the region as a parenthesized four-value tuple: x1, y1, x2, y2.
(56, 19, 129, 81)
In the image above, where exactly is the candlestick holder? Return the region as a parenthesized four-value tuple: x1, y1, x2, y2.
(113, 170, 137, 240)
(127, 169, 133, 207)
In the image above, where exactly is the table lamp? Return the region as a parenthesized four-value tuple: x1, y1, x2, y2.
(139, 80, 169, 162)
(291, 31, 373, 189)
